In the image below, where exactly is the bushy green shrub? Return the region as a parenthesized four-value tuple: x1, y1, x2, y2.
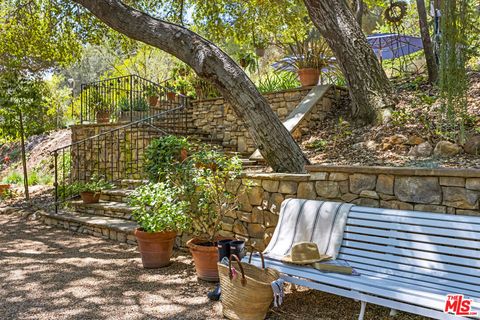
(144, 135, 190, 182)
(60, 174, 114, 198)
(128, 182, 190, 233)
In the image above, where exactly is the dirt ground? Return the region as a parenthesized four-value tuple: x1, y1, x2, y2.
(0, 211, 428, 320)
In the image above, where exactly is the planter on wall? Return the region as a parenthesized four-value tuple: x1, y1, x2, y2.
(134, 229, 177, 268)
(149, 96, 159, 107)
(166, 92, 176, 101)
(80, 191, 101, 204)
(297, 68, 320, 87)
(96, 111, 111, 123)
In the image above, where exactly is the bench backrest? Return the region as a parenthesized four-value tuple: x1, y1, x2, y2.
(339, 206, 480, 298)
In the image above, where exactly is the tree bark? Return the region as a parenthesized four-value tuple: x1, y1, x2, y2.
(352, 0, 364, 26)
(303, 0, 395, 123)
(416, 0, 438, 84)
(19, 110, 29, 201)
(72, 0, 308, 173)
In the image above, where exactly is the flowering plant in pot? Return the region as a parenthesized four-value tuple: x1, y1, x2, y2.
(128, 182, 190, 268)
(67, 175, 114, 204)
(184, 150, 246, 282)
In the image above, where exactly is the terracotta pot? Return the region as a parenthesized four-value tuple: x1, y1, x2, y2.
(148, 96, 159, 107)
(135, 229, 177, 268)
(166, 92, 176, 101)
(187, 237, 220, 281)
(96, 111, 111, 123)
(297, 68, 320, 87)
(180, 148, 188, 161)
(0, 184, 11, 196)
(80, 191, 101, 204)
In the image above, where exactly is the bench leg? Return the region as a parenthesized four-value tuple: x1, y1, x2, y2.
(389, 309, 398, 317)
(358, 301, 367, 320)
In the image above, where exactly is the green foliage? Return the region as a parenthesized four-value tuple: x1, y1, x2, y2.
(279, 31, 332, 70)
(144, 135, 190, 182)
(2, 171, 22, 184)
(119, 97, 149, 112)
(257, 72, 300, 93)
(0, 72, 57, 142)
(306, 139, 328, 152)
(128, 182, 190, 233)
(61, 174, 114, 198)
(438, 0, 470, 143)
(391, 109, 414, 126)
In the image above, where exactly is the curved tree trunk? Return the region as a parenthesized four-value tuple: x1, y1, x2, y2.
(416, 0, 438, 84)
(72, 0, 308, 173)
(303, 0, 395, 124)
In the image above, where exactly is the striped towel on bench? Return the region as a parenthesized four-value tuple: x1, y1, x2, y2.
(264, 200, 353, 260)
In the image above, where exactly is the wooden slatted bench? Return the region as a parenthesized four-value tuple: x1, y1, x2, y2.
(247, 200, 480, 320)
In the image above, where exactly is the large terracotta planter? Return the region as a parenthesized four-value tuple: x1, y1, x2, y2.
(187, 237, 220, 281)
(298, 68, 320, 87)
(80, 191, 101, 204)
(135, 229, 177, 268)
(148, 96, 159, 107)
(166, 92, 176, 101)
(96, 111, 111, 123)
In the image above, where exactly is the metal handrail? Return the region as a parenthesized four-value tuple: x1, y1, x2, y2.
(53, 101, 189, 213)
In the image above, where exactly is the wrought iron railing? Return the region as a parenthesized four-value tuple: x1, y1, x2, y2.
(52, 104, 189, 212)
(79, 75, 185, 124)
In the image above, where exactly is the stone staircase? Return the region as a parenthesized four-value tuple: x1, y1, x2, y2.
(38, 155, 261, 244)
(38, 181, 144, 246)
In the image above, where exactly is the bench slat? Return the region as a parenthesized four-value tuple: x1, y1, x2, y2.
(351, 266, 480, 298)
(345, 225, 480, 248)
(343, 233, 480, 259)
(338, 253, 479, 285)
(339, 247, 480, 277)
(342, 240, 480, 267)
(349, 210, 480, 232)
(347, 218, 480, 240)
(250, 256, 462, 310)
(352, 206, 480, 224)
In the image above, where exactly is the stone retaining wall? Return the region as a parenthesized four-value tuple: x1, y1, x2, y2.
(223, 166, 480, 251)
(190, 86, 349, 153)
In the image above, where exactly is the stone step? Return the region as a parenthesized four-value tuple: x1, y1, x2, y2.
(37, 210, 138, 245)
(70, 200, 134, 220)
(100, 189, 134, 202)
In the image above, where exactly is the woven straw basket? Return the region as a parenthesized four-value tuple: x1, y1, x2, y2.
(218, 253, 280, 320)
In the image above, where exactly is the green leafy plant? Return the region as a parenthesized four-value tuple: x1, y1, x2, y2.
(144, 84, 159, 97)
(186, 150, 245, 241)
(279, 32, 332, 71)
(128, 182, 190, 233)
(257, 72, 300, 93)
(144, 135, 190, 182)
(61, 174, 114, 198)
(306, 139, 328, 152)
(2, 170, 22, 184)
(119, 97, 149, 112)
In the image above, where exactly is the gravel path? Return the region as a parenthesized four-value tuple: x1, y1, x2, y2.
(0, 212, 427, 320)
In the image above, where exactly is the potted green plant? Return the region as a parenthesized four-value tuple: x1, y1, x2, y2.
(68, 175, 114, 204)
(145, 85, 160, 107)
(185, 150, 245, 282)
(129, 182, 190, 268)
(280, 33, 332, 87)
(118, 96, 131, 122)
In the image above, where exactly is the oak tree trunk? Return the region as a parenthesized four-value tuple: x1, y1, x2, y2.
(416, 0, 438, 84)
(304, 0, 395, 123)
(73, 0, 308, 173)
(353, 0, 364, 26)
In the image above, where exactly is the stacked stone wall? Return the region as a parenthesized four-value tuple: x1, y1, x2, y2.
(223, 166, 480, 251)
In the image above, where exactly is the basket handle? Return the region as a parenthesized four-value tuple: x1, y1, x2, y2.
(248, 251, 266, 269)
(228, 254, 246, 286)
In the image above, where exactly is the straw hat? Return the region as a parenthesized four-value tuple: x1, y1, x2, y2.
(282, 242, 331, 265)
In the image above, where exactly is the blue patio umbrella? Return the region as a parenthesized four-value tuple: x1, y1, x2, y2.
(367, 33, 423, 60)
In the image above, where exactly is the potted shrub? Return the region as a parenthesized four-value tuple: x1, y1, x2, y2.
(131, 97, 149, 120)
(68, 175, 114, 204)
(185, 150, 245, 282)
(118, 97, 131, 122)
(95, 101, 111, 123)
(279, 33, 332, 87)
(129, 182, 190, 268)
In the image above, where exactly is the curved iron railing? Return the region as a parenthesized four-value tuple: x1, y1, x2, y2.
(53, 103, 189, 212)
(79, 75, 184, 124)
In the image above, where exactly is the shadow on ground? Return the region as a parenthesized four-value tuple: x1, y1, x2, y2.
(0, 213, 427, 320)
